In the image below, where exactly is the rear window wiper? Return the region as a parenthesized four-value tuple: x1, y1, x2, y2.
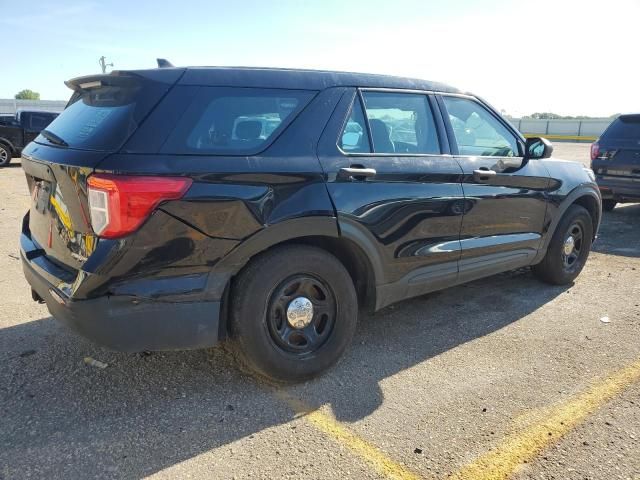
(40, 129, 69, 147)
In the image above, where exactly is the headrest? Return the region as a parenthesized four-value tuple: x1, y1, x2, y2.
(235, 120, 262, 140)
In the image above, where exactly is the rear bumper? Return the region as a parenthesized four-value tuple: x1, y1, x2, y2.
(21, 239, 221, 353)
(596, 176, 640, 201)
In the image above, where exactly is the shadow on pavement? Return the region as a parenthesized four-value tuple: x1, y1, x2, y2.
(0, 268, 568, 479)
(593, 203, 640, 258)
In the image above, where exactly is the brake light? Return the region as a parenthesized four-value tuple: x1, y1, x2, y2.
(87, 174, 192, 239)
(590, 142, 600, 162)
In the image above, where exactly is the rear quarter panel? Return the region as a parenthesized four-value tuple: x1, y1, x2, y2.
(94, 87, 346, 298)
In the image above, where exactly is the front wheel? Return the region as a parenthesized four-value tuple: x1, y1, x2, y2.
(532, 205, 593, 285)
(0, 144, 12, 167)
(228, 245, 358, 383)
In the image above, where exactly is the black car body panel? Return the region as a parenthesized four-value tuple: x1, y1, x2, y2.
(20, 66, 601, 352)
(317, 89, 467, 308)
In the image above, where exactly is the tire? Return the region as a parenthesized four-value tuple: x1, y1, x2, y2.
(0, 143, 11, 167)
(228, 245, 358, 383)
(532, 205, 593, 285)
(602, 199, 617, 212)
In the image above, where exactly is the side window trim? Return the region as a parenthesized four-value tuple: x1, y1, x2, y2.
(428, 94, 451, 155)
(438, 93, 524, 158)
(335, 89, 372, 155)
(357, 89, 375, 153)
(436, 94, 459, 156)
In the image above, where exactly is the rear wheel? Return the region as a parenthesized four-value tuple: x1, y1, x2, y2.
(532, 205, 593, 285)
(602, 199, 617, 212)
(228, 245, 358, 383)
(0, 144, 11, 167)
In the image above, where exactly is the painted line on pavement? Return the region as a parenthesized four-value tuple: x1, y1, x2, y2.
(276, 390, 421, 480)
(452, 358, 640, 480)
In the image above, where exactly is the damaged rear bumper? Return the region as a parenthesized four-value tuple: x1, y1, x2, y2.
(21, 233, 221, 353)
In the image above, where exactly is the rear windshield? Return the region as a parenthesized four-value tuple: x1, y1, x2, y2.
(37, 76, 168, 151)
(602, 115, 640, 141)
(160, 87, 316, 155)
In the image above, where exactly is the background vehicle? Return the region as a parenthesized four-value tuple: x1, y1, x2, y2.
(0, 110, 58, 166)
(20, 67, 601, 382)
(591, 114, 640, 211)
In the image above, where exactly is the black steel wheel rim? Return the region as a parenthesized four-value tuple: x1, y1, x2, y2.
(266, 274, 337, 355)
(562, 222, 583, 271)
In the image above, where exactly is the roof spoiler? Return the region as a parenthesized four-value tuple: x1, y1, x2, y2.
(157, 58, 174, 68)
(64, 72, 135, 92)
(65, 66, 184, 93)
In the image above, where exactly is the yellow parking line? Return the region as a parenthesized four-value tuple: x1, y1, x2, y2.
(452, 358, 640, 480)
(276, 391, 421, 480)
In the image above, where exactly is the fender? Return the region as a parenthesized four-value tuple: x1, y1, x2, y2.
(532, 183, 602, 264)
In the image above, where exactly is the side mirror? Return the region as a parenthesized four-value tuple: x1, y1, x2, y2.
(525, 137, 553, 160)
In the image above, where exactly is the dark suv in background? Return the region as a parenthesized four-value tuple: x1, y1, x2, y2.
(591, 114, 640, 211)
(20, 66, 601, 382)
(0, 110, 58, 166)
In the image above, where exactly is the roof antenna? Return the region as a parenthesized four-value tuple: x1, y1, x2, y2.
(157, 58, 174, 68)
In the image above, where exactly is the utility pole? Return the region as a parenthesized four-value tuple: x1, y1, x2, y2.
(98, 56, 114, 74)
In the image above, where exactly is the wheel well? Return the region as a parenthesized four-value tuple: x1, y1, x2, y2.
(0, 140, 14, 156)
(572, 195, 599, 239)
(281, 236, 377, 312)
(228, 235, 377, 315)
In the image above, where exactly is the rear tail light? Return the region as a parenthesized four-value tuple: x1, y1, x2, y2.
(87, 174, 192, 239)
(590, 142, 600, 162)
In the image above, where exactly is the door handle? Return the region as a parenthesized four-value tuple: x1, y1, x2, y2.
(473, 168, 497, 182)
(338, 166, 377, 181)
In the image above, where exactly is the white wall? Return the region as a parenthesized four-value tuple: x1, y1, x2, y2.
(0, 99, 67, 115)
(508, 118, 613, 139)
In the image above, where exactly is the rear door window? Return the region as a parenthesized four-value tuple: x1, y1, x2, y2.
(360, 91, 440, 154)
(161, 87, 315, 155)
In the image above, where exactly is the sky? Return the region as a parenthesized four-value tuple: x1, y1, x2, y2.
(2, 0, 639, 117)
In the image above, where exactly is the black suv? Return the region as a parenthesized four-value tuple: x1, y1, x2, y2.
(591, 114, 640, 211)
(20, 67, 601, 382)
(0, 110, 59, 166)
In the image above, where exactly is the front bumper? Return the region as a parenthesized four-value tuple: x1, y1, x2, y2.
(21, 236, 221, 353)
